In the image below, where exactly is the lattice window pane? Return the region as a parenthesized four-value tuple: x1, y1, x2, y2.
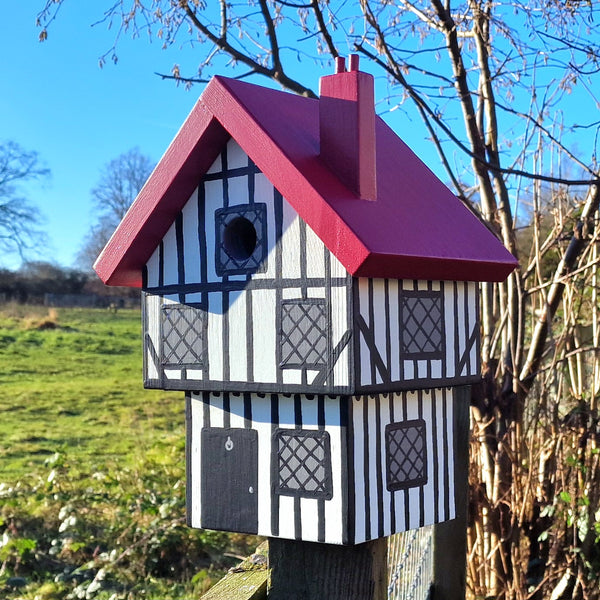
(386, 420, 428, 491)
(280, 300, 328, 368)
(215, 203, 267, 276)
(275, 429, 333, 500)
(401, 293, 443, 358)
(161, 304, 206, 366)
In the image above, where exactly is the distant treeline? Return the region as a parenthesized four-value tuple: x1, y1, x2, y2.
(0, 261, 138, 305)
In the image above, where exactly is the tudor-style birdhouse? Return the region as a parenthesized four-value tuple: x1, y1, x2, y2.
(95, 56, 516, 546)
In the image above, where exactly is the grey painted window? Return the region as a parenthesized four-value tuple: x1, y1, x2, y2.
(280, 300, 329, 368)
(161, 303, 206, 366)
(401, 292, 444, 359)
(385, 419, 428, 491)
(274, 429, 333, 500)
(215, 203, 268, 276)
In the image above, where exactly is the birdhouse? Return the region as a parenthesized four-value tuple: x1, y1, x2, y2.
(95, 56, 516, 546)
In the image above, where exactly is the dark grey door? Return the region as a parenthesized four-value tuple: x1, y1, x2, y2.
(201, 427, 259, 534)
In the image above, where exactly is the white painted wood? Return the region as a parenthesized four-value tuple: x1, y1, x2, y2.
(189, 396, 204, 528)
(251, 173, 275, 280)
(206, 151, 222, 174)
(251, 395, 273, 537)
(300, 498, 320, 542)
(182, 189, 201, 284)
(228, 393, 246, 429)
(162, 223, 179, 286)
(379, 395, 392, 537)
(367, 396, 379, 538)
(226, 138, 248, 169)
(358, 279, 371, 387)
(468, 282, 478, 375)
(421, 389, 436, 526)
(444, 282, 456, 379)
(186, 370, 203, 380)
(282, 287, 302, 299)
(352, 396, 367, 544)
(324, 397, 344, 545)
(331, 285, 350, 388)
(209, 393, 225, 428)
(307, 287, 325, 298)
(251, 289, 277, 383)
(203, 179, 222, 282)
(144, 293, 160, 380)
(389, 279, 401, 382)
(282, 370, 302, 385)
(305, 224, 326, 279)
(281, 207, 302, 280)
(164, 369, 181, 379)
(146, 247, 160, 288)
(456, 284, 467, 376)
(207, 293, 224, 381)
(227, 291, 248, 383)
(227, 177, 249, 207)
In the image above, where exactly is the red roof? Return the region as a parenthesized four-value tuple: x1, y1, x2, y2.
(94, 75, 517, 287)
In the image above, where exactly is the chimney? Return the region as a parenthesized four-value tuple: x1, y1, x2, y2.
(319, 54, 377, 201)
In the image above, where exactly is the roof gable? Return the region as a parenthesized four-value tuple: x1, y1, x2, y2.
(94, 75, 517, 287)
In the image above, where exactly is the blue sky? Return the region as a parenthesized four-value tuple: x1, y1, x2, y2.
(1, 5, 217, 270)
(2, 4, 597, 271)
(0, 4, 436, 272)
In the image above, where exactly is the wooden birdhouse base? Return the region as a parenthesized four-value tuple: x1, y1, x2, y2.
(186, 386, 462, 545)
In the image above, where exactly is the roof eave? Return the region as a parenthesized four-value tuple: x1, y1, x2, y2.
(93, 94, 230, 287)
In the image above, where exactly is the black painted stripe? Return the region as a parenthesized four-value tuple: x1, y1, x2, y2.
(294, 496, 302, 541)
(203, 163, 261, 181)
(222, 392, 231, 429)
(221, 147, 229, 208)
(367, 279, 376, 386)
(145, 276, 349, 295)
(342, 396, 354, 545)
(274, 188, 284, 386)
(158, 241, 164, 288)
(270, 394, 280, 537)
(375, 393, 384, 538)
(442, 388, 451, 520)
(317, 394, 326, 543)
(203, 391, 211, 428)
(432, 390, 440, 523)
(294, 394, 302, 430)
(418, 389, 425, 528)
(464, 281, 470, 375)
(388, 392, 396, 533)
(402, 392, 410, 531)
(222, 290, 230, 381)
(363, 396, 371, 540)
(299, 217, 308, 300)
(243, 392, 252, 428)
(247, 156, 255, 205)
(454, 281, 460, 377)
(384, 280, 391, 376)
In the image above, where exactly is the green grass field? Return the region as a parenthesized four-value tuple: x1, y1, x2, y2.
(0, 305, 254, 599)
(0, 305, 183, 482)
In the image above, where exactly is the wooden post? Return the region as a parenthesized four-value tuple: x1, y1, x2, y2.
(268, 537, 388, 600)
(431, 385, 470, 600)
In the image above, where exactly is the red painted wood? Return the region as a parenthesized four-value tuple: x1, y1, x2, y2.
(319, 56, 377, 201)
(94, 72, 517, 287)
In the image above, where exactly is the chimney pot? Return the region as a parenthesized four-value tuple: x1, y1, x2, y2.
(349, 54, 359, 72)
(335, 56, 346, 74)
